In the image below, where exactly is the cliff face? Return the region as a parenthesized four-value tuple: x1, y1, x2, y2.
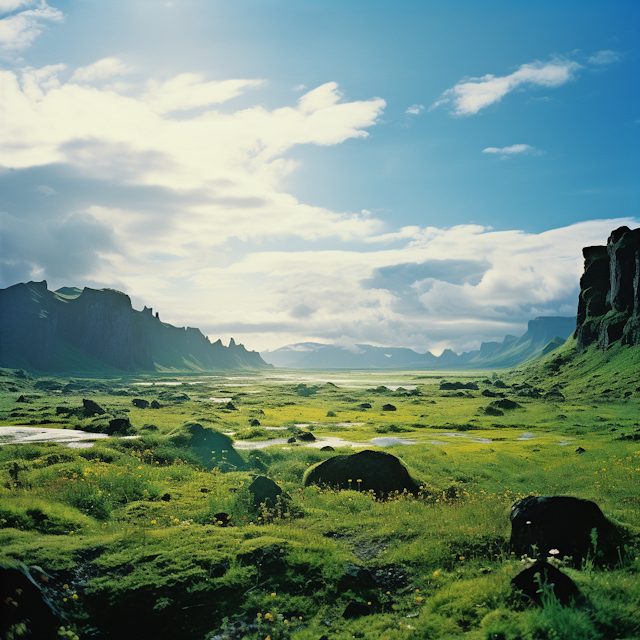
(0, 281, 270, 372)
(576, 226, 640, 350)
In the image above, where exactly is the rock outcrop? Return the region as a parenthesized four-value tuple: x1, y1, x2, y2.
(0, 281, 271, 372)
(576, 226, 640, 350)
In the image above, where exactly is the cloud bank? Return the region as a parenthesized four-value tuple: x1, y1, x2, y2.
(0, 0, 63, 51)
(0, 58, 636, 354)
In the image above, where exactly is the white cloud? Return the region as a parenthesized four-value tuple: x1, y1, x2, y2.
(406, 104, 424, 115)
(482, 144, 543, 157)
(70, 57, 130, 83)
(588, 50, 620, 66)
(0, 1, 63, 51)
(431, 58, 581, 116)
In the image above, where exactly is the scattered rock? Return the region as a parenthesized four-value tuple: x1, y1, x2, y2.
(250, 419, 261, 426)
(359, 403, 372, 409)
(490, 399, 522, 411)
(481, 389, 497, 398)
(493, 380, 509, 389)
(304, 450, 421, 498)
(132, 398, 149, 409)
(83, 399, 106, 416)
(0, 559, 61, 639)
(298, 431, 316, 442)
(342, 601, 373, 619)
(575, 447, 586, 454)
(150, 400, 161, 409)
(16, 394, 28, 403)
(248, 476, 285, 511)
(107, 418, 131, 435)
(511, 560, 579, 606)
(160, 493, 171, 502)
(287, 437, 297, 443)
(320, 446, 335, 452)
(382, 404, 396, 411)
(213, 512, 232, 527)
(440, 381, 479, 391)
(510, 495, 625, 566)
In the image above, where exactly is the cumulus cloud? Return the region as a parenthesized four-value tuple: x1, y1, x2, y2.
(588, 50, 620, 66)
(1, 59, 635, 354)
(0, 0, 63, 51)
(482, 144, 543, 157)
(406, 104, 424, 115)
(431, 58, 581, 115)
(70, 57, 130, 83)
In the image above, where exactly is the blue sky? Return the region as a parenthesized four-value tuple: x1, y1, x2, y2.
(1, 0, 638, 354)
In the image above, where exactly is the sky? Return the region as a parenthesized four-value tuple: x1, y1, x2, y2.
(1, 0, 639, 356)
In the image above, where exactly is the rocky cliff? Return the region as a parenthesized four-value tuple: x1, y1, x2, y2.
(0, 281, 271, 373)
(576, 226, 640, 350)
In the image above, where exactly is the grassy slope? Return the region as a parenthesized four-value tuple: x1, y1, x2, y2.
(0, 348, 639, 640)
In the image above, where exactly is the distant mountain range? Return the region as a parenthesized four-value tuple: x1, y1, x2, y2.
(0, 281, 271, 373)
(261, 316, 577, 370)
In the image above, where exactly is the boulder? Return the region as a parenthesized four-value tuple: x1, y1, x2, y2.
(298, 431, 316, 441)
(510, 495, 625, 566)
(107, 418, 132, 435)
(440, 381, 479, 391)
(382, 404, 396, 411)
(490, 399, 521, 411)
(248, 476, 284, 511)
(511, 560, 579, 606)
(169, 422, 245, 471)
(0, 560, 61, 639)
(83, 398, 106, 416)
(150, 400, 161, 409)
(304, 450, 421, 498)
(132, 398, 149, 409)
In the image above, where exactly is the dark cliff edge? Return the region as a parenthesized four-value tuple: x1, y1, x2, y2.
(0, 281, 272, 373)
(576, 226, 640, 351)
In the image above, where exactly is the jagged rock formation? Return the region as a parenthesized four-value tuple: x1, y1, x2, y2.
(0, 281, 270, 372)
(576, 226, 640, 350)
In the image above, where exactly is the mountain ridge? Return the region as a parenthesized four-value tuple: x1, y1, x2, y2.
(261, 315, 577, 370)
(0, 281, 271, 373)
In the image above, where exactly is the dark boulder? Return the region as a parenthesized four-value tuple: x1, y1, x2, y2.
(150, 400, 161, 409)
(320, 446, 335, 452)
(248, 476, 284, 511)
(304, 450, 420, 498)
(298, 431, 316, 441)
(481, 389, 497, 398)
(107, 418, 132, 435)
(382, 403, 396, 411)
(359, 403, 372, 409)
(0, 560, 61, 640)
(213, 512, 232, 527)
(440, 381, 479, 391)
(342, 601, 373, 619)
(250, 419, 261, 426)
(493, 380, 509, 389)
(287, 437, 297, 443)
(83, 398, 106, 416)
(511, 560, 580, 606)
(132, 398, 149, 408)
(490, 399, 521, 410)
(169, 422, 245, 471)
(510, 495, 625, 566)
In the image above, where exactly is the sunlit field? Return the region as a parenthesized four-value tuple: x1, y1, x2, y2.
(1, 346, 639, 639)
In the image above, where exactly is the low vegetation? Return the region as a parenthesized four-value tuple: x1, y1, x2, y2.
(0, 342, 639, 639)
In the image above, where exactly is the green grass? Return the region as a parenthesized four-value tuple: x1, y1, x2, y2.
(0, 345, 639, 639)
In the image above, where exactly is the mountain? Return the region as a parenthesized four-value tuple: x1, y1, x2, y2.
(510, 226, 640, 397)
(261, 315, 576, 370)
(575, 226, 640, 350)
(0, 281, 271, 373)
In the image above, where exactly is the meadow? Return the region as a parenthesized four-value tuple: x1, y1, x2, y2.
(1, 340, 639, 640)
